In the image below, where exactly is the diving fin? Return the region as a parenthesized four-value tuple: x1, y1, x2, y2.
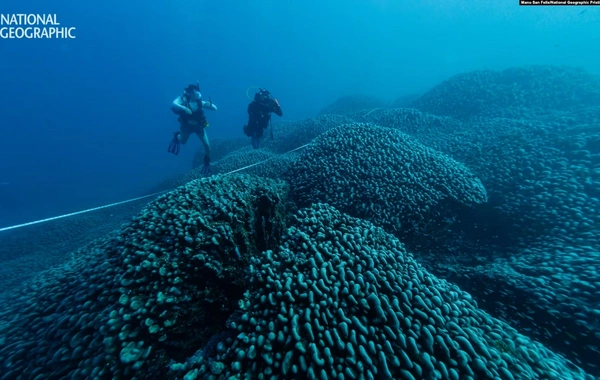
(168, 132, 180, 155)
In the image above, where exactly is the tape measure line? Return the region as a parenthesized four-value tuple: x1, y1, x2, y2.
(0, 143, 311, 233)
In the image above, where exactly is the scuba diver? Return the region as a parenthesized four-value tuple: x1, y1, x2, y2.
(168, 82, 217, 175)
(243, 88, 283, 149)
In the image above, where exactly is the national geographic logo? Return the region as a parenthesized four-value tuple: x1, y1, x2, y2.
(0, 14, 76, 39)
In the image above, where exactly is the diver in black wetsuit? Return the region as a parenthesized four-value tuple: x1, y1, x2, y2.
(243, 88, 283, 149)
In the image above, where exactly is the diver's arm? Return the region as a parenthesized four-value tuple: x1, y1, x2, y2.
(202, 100, 217, 111)
(171, 96, 191, 114)
(271, 99, 283, 117)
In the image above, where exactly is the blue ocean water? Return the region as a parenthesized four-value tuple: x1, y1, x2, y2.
(0, 1, 599, 379)
(1, 0, 597, 228)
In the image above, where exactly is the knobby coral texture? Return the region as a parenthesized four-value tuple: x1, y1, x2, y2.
(0, 65, 598, 380)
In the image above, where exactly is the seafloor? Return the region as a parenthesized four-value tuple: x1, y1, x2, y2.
(0, 65, 599, 380)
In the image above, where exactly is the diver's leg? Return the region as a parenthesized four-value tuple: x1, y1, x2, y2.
(197, 129, 212, 175)
(256, 129, 264, 148)
(178, 129, 191, 144)
(198, 129, 211, 160)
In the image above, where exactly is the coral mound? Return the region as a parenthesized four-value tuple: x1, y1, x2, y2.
(0, 175, 290, 379)
(414, 65, 600, 119)
(287, 123, 488, 239)
(187, 203, 589, 380)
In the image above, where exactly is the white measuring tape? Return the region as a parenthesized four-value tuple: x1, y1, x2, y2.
(0, 143, 311, 233)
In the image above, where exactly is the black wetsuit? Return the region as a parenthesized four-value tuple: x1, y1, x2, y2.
(245, 99, 283, 138)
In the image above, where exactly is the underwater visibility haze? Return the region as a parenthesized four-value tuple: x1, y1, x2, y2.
(0, 0, 599, 379)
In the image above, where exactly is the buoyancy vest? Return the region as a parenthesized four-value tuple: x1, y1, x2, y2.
(178, 96, 208, 127)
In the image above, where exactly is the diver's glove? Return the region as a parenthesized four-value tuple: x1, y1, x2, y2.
(200, 154, 210, 176)
(168, 132, 180, 155)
